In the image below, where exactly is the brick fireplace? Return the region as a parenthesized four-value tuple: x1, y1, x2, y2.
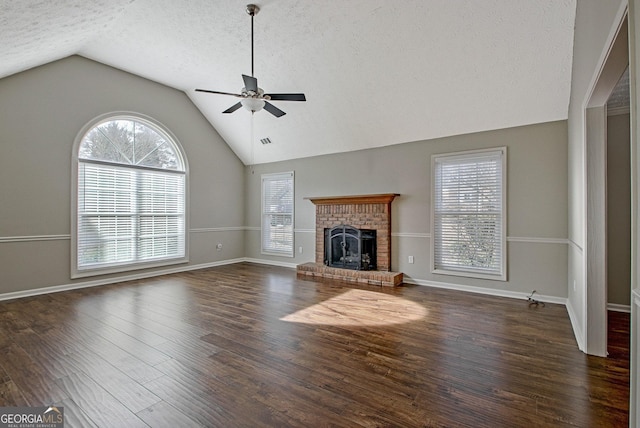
(296, 194, 403, 287)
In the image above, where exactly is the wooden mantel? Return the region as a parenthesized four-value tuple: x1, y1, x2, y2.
(305, 193, 400, 206)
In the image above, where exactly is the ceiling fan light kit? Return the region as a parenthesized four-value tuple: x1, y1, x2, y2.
(241, 97, 265, 112)
(195, 4, 306, 117)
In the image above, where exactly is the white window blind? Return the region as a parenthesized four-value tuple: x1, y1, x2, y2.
(432, 148, 506, 280)
(262, 172, 294, 256)
(75, 116, 187, 275)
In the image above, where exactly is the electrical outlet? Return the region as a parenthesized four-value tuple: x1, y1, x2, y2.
(408, 256, 414, 264)
(216, 243, 223, 251)
(299, 246, 303, 254)
(573, 280, 576, 291)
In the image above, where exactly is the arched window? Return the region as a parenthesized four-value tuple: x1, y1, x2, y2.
(73, 114, 187, 277)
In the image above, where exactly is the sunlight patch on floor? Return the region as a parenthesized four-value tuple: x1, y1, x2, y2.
(280, 288, 427, 326)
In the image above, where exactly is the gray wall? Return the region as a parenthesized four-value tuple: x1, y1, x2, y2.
(607, 112, 631, 306)
(246, 120, 569, 298)
(0, 56, 246, 295)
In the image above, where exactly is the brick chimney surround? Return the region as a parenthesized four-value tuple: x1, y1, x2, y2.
(296, 194, 403, 287)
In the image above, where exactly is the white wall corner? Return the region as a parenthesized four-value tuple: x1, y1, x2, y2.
(566, 299, 587, 352)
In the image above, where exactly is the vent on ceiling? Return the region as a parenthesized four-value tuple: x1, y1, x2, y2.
(260, 137, 272, 145)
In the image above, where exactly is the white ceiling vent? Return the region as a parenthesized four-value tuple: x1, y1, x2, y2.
(260, 137, 272, 145)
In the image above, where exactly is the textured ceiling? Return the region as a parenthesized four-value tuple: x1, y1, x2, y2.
(0, 0, 577, 164)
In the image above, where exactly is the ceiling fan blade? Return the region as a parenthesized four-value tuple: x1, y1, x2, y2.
(263, 102, 286, 117)
(266, 93, 306, 102)
(242, 74, 259, 92)
(195, 89, 242, 97)
(223, 102, 243, 114)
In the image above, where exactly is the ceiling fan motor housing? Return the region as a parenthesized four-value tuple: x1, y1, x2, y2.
(241, 87, 269, 100)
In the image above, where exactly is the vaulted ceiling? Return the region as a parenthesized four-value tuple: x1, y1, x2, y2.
(1, 0, 577, 164)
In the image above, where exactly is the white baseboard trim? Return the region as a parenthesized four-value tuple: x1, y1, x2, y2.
(242, 258, 299, 269)
(402, 277, 568, 305)
(608, 303, 632, 313)
(566, 300, 586, 352)
(0, 258, 246, 303)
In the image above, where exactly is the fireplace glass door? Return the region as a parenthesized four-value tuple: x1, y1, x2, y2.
(325, 225, 376, 270)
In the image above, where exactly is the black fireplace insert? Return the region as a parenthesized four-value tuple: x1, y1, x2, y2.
(324, 225, 376, 270)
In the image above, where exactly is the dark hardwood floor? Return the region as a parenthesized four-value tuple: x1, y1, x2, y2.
(0, 263, 630, 427)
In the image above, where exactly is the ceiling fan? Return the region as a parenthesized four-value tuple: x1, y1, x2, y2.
(195, 4, 306, 118)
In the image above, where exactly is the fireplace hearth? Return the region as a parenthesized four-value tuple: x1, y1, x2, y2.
(296, 194, 403, 287)
(325, 225, 376, 270)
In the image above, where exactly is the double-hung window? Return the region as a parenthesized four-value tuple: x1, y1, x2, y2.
(431, 148, 506, 280)
(73, 115, 187, 277)
(261, 172, 294, 257)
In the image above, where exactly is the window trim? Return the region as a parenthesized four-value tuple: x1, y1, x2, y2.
(261, 171, 295, 257)
(430, 147, 507, 281)
(71, 112, 190, 278)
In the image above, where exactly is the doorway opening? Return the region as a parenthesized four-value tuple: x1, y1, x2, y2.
(585, 15, 629, 357)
